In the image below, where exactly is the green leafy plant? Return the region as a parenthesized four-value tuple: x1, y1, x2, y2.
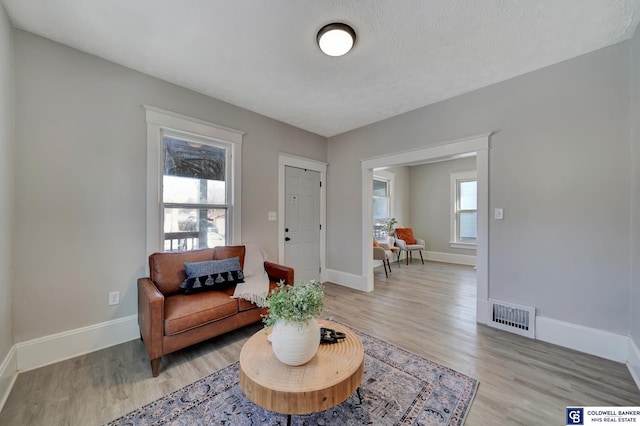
(262, 280, 324, 328)
(386, 217, 398, 233)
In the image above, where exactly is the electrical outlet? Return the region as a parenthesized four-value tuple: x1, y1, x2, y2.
(108, 291, 120, 306)
(494, 208, 504, 220)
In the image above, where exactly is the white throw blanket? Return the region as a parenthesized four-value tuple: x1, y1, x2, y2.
(232, 244, 270, 307)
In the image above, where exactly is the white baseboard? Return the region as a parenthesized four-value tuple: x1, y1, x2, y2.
(16, 314, 139, 372)
(0, 345, 17, 412)
(536, 316, 629, 363)
(324, 269, 369, 292)
(423, 250, 476, 266)
(0, 308, 638, 412)
(476, 299, 489, 325)
(628, 338, 640, 390)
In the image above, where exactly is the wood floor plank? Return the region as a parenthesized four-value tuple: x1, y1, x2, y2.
(0, 260, 638, 425)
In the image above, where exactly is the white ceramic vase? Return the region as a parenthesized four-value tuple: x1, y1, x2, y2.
(271, 318, 320, 366)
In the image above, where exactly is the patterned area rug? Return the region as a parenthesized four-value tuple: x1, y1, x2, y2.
(107, 326, 479, 425)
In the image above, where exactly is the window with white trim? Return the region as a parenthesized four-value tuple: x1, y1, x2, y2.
(373, 178, 389, 219)
(373, 171, 394, 239)
(450, 171, 477, 249)
(145, 106, 243, 254)
(162, 134, 231, 251)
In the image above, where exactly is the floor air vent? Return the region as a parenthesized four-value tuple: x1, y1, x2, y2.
(488, 299, 535, 339)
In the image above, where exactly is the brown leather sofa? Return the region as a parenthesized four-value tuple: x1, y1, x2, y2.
(138, 245, 294, 376)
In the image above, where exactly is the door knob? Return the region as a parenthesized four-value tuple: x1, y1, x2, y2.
(285, 237, 291, 241)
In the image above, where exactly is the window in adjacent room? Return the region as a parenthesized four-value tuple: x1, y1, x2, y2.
(373, 171, 393, 239)
(450, 171, 477, 249)
(145, 106, 243, 254)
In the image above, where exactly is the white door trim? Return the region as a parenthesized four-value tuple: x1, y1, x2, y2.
(278, 154, 327, 281)
(360, 132, 491, 324)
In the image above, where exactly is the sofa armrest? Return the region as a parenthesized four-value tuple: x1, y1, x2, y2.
(395, 238, 407, 249)
(137, 277, 165, 360)
(264, 261, 294, 285)
(416, 239, 426, 246)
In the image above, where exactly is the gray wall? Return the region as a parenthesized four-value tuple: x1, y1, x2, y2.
(0, 4, 13, 369)
(328, 41, 631, 334)
(12, 30, 326, 342)
(409, 157, 477, 255)
(394, 167, 410, 227)
(6, 18, 639, 355)
(631, 25, 640, 346)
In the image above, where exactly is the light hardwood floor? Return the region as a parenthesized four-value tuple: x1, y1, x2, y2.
(1, 260, 638, 425)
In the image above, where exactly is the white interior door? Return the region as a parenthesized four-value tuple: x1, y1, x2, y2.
(284, 166, 321, 282)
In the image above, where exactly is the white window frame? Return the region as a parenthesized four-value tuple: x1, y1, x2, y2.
(373, 170, 395, 238)
(373, 177, 390, 219)
(144, 105, 244, 257)
(450, 170, 477, 249)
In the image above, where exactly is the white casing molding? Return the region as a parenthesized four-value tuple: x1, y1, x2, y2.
(0, 312, 638, 410)
(362, 168, 375, 292)
(277, 153, 328, 281)
(373, 250, 475, 278)
(15, 315, 139, 372)
(324, 269, 369, 292)
(423, 251, 476, 266)
(476, 299, 490, 325)
(144, 105, 244, 259)
(0, 345, 17, 412)
(536, 316, 629, 363)
(627, 338, 640, 390)
(360, 132, 491, 323)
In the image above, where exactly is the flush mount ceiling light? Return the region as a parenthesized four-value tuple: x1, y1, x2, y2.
(317, 23, 356, 57)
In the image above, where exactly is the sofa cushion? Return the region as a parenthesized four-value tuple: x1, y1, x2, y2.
(237, 297, 260, 312)
(148, 246, 247, 296)
(395, 228, 417, 244)
(149, 248, 215, 295)
(214, 246, 246, 269)
(164, 292, 238, 336)
(180, 257, 244, 294)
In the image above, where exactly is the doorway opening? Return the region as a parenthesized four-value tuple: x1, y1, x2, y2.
(361, 133, 490, 324)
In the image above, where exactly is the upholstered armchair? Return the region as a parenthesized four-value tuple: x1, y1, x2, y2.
(373, 239, 393, 277)
(394, 228, 425, 265)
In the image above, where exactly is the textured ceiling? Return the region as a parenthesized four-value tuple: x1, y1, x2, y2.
(2, 0, 640, 137)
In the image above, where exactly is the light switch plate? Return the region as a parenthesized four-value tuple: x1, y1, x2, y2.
(268, 211, 277, 221)
(494, 208, 504, 220)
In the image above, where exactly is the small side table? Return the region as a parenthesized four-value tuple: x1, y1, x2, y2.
(389, 246, 401, 266)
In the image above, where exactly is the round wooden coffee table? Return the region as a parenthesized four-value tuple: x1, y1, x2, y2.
(239, 320, 364, 422)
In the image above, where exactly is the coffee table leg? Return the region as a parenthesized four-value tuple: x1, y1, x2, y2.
(284, 387, 362, 425)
